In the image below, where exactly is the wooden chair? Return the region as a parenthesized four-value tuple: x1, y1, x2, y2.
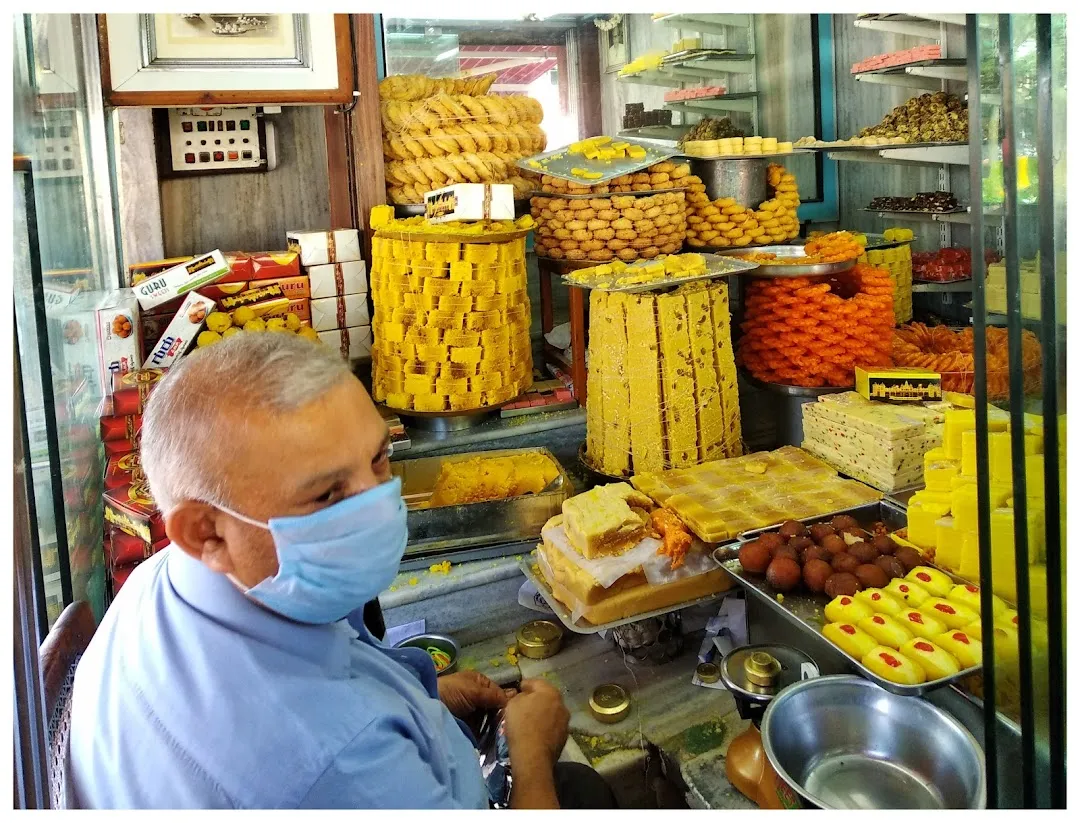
(38, 601, 96, 809)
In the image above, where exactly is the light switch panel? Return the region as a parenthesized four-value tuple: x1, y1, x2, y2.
(167, 106, 264, 173)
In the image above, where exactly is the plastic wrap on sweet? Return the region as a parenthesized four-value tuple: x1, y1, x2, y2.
(477, 710, 513, 809)
(370, 235, 532, 413)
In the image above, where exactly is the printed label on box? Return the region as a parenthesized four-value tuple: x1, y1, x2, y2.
(146, 291, 215, 369)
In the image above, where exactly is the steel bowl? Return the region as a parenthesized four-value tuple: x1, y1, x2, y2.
(394, 633, 460, 676)
(761, 675, 986, 809)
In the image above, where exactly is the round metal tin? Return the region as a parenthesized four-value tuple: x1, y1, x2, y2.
(589, 684, 631, 724)
(719, 644, 816, 703)
(516, 620, 564, 660)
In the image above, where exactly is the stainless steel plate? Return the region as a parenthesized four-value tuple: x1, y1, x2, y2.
(713, 244, 858, 277)
(560, 252, 758, 293)
(762, 675, 986, 809)
(800, 141, 968, 152)
(518, 139, 678, 185)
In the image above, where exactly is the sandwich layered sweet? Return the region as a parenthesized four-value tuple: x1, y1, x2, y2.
(536, 482, 733, 625)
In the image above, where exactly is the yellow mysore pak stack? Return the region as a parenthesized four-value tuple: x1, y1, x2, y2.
(585, 279, 741, 476)
(859, 243, 913, 323)
(985, 254, 1067, 320)
(369, 233, 532, 412)
(379, 73, 545, 204)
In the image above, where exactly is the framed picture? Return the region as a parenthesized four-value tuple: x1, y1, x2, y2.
(98, 13, 354, 106)
(598, 15, 629, 74)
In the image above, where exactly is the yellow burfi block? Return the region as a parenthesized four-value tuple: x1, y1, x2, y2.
(413, 394, 448, 413)
(391, 239, 409, 259)
(897, 607, 948, 640)
(886, 579, 932, 608)
(443, 329, 481, 348)
(423, 278, 459, 297)
(961, 429, 977, 476)
(405, 361, 438, 376)
(924, 459, 959, 492)
(380, 323, 406, 344)
(685, 288, 725, 462)
(426, 242, 461, 263)
(385, 392, 412, 409)
(862, 647, 926, 685)
(943, 409, 975, 459)
(859, 613, 914, 648)
(449, 392, 483, 411)
(435, 376, 469, 394)
(855, 588, 905, 617)
(427, 311, 464, 330)
(449, 261, 474, 281)
(825, 595, 874, 625)
(990, 506, 1047, 602)
(900, 639, 961, 680)
(417, 344, 450, 362)
(450, 346, 483, 365)
(908, 499, 950, 550)
(471, 372, 503, 393)
(481, 326, 510, 346)
(439, 295, 473, 313)
(586, 291, 608, 469)
(921, 597, 978, 629)
(475, 294, 509, 314)
(935, 629, 981, 668)
(959, 529, 980, 579)
(599, 293, 632, 477)
(463, 244, 498, 265)
(951, 483, 979, 534)
(484, 385, 517, 405)
(906, 566, 953, 598)
(461, 279, 496, 297)
(467, 310, 505, 331)
(932, 516, 961, 573)
(657, 292, 698, 467)
(625, 294, 665, 474)
(404, 374, 435, 395)
(823, 622, 879, 660)
(420, 293, 441, 311)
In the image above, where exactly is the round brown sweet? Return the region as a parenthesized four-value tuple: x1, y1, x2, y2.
(831, 552, 861, 574)
(824, 572, 862, 598)
(738, 539, 772, 574)
(773, 546, 800, 564)
(757, 532, 786, 553)
(894, 545, 925, 573)
(766, 557, 802, 592)
(820, 534, 848, 555)
(848, 541, 879, 565)
(802, 558, 833, 594)
(831, 515, 859, 531)
(855, 563, 891, 590)
(778, 519, 808, 538)
(875, 555, 907, 580)
(872, 535, 896, 555)
(801, 545, 831, 565)
(788, 535, 813, 552)
(809, 523, 836, 543)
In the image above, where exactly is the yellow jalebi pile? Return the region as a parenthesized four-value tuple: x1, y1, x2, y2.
(737, 231, 864, 265)
(892, 322, 1042, 399)
(738, 263, 895, 387)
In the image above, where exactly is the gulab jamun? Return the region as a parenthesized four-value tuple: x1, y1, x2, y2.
(778, 519, 808, 538)
(820, 534, 848, 555)
(875, 555, 907, 580)
(894, 545, 925, 573)
(766, 556, 802, 592)
(824, 572, 862, 598)
(809, 523, 837, 542)
(872, 535, 896, 555)
(854, 563, 890, 590)
(801, 545, 831, 565)
(848, 541, 879, 565)
(802, 558, 833, 593)
(738, 540, 772, 574)
(788, 535, 813, 552)
(757, 532, 786, 553)
(831, 552, 861, 574)
(831, 515, 858, 531)
(773, 546, 800, 564)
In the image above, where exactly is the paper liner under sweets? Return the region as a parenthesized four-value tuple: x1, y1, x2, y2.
(103, 481, 165, 545)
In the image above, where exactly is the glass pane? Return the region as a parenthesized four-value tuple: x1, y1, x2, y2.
(14, 13, 116, 625)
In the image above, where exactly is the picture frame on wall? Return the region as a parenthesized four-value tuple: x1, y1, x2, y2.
(597, 14, 628, 74)
(98, 13, 354, 106)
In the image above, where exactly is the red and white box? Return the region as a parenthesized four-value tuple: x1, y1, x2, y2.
(108, 529, 169, 567)
(287, 229, 362, 267)
(307, 261, 368, 299)
(93, 289, 143, 389)
(310, 294, 370, 332)
(104, 451, 144, 490)
(145, 291, 214, 369)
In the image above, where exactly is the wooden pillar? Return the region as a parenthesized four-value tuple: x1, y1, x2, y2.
(347, 14, 386, 261)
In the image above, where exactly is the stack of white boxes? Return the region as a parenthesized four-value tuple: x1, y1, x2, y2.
(286, 228, 371, 362)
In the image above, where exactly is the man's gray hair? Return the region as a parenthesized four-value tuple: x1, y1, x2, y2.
(141, 333, 354, 513)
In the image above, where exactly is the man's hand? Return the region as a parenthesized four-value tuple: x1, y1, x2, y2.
(436, 670, 508, 722)
(503, 679, 570, 809)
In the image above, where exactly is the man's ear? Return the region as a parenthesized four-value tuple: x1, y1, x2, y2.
(166, 501, 235, 575)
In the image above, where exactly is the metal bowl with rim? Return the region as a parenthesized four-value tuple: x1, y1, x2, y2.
(761, 675, 986, 809)
(714, 244, 857, 278)
(394, 633, 460, 676)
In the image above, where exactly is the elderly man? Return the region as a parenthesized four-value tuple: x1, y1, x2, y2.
(67, 334, 612, 809)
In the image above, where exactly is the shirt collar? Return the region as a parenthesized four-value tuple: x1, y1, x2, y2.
(165, 545, 354, 674)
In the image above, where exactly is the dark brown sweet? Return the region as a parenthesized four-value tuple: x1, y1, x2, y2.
(824, 572, 861, 598)
(831, 515, 858, 531)
(894, 546, 925, 573)
(875, 555, 907, 580)
(855, 563, 891, 590)
(872, 535, 896, 555)
(766, 557, 802, 592)
(820, 534, 848, 556)
(801, 544, 831, 565)
(848, 541, 879, 565)
(773, 546, 800, 564)
(809, 523, 837, 542)
(831, 553, 861, 574)
(788, 535, 813, 552)
(738, 539, 772, 574)
(757, 532, 786, 553)
(802, 558, 833, 593)
(778, 519, 808, 538)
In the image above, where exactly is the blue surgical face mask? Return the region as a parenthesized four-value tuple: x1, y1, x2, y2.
(216, 477, 408, 624)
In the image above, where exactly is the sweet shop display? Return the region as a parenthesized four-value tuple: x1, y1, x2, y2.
(857, 91, 968, 144)
(869, 191, 961, 213)
(858, 243, 913, 323)
(685, 164, 801, 248)
(631, 446, 883, 544)
(801, 391, 949, 492)
(379, 73, 544, 204)
(679, 116, 746, 144)
(534, 157, 687, 194)
(427, 452, 560, 507)
(681, 136, 795, 159)
(892, 322, 1042, 398)
(985, 254, 1064, 319)
(368, 227, 533, 414)
(535, 482, 732, 625)
(584, 279, 741, 477)
(851, 44, 943, 74)
(738, 262, 895, 388)
(622, 103, 673, 130)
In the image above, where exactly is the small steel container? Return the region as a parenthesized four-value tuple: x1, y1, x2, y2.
(690, 156, 770, 207)
(394, 633, 460, 676)
(516, 620, 564, 660)
(589, 684, 631, 724)
(696, 662, 721, 684)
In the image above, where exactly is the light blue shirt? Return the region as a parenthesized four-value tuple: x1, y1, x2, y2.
(66, 546, 488, 809)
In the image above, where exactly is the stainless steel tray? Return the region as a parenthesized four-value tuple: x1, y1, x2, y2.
(529, 187, 686, 200)
(800, 141, 968, 152)
(519, 555, 728, 635)
(676, 149, 812, 161)
(714, 244, 858, 277)
(392, 447, 573, 557)
(862, 207, 967, 217)
(862, 232, 919, 249)
(561, 252, 758, 293)
(518, 139, 678, 185)
(715, 501, 985, 697)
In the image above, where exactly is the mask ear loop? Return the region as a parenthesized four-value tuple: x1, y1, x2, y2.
(210, 500, 272, 532)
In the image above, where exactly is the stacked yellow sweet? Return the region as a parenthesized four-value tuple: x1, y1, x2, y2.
(585, 278, 741, 477)
(532, 188, 688, 263)
(379, 73, 545, 204)
(903, 405, 1064, 614)
(534, 159, 691, 195)
(369, 233, 533, 413)
(685, 164, 801, 248)
(857, 236, 913, 323)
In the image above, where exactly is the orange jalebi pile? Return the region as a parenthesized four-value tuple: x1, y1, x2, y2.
(737, 231, 864, 265)
(738, 263, 895, 387)
(892, 322, 1042, 399)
